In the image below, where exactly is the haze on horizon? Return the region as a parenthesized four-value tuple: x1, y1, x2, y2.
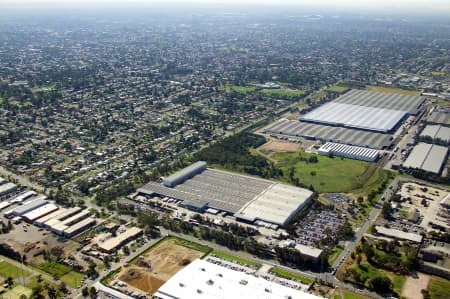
(1, 0, 450, 16)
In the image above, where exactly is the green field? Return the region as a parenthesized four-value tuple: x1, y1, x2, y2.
(270, 267, 313, 284)
(0, 97, 4, 105)
(37, 261, 83, 285)
(0, 261, 31, 279)
(392, 274, 406, 295)
(272, 152, 374, 193)
(328, 245, 344, 265)
(325, 85, 349, 93)
(261, 89, 307, 99)
(2, 285, 32, 299)
(366, 85, 420, 96)
(60, 270, 84, 288)
(428, 275, 450, 299)
(209, 251, 260, 268)
(334, 291, 366, 299)
(225, 85, 256, 93)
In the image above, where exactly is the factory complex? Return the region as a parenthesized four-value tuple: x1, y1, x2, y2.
(139, 161, 313, 227)
(155, 259, 323, 299)
(264, 89, 425, 150)
(420, 124, 450, 143)
(1, 189, 97, 237)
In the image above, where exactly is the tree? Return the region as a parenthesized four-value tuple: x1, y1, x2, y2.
(82, 287, 89, 297)
(89, 286, 97, 299)
(368, 275, 392, 293)
(382, 201, 393, 218)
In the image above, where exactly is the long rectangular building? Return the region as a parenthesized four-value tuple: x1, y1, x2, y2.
(318, 142, 379, 162)
(9, 191, 37, 203)
(264, 118, 392, 149)
(420, 125, 450, 143)
(97, 227, 143, 253)
(403, 143, 448, 174)
(0, 183, 17, 197)
(301, 102, 406, 132)
(22, 203, 59, 222)
(9, 197, 48, 216)
(63, 217, 96, 237)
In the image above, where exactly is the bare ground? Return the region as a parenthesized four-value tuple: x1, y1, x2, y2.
(401, 273, 430, 299)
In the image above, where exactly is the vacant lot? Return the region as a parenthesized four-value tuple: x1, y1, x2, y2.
(402, 273, 430, 299)
(272, 152, 372, 193)
(2, 285, 32, 299)
(118, 238, 206, 294)
(258, 140, 302, 154)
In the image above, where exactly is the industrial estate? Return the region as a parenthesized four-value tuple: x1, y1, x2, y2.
(0, 2, 449, 299)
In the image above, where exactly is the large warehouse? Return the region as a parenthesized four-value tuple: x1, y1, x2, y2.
(264, 89, 424, 149)
(403, 143, 448, 174)
(155, 259, 323, 299)
(139, 162, 313, 227)
(420, 125, 450, 144)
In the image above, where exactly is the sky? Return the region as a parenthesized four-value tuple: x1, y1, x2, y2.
(1, 0, 449, 15)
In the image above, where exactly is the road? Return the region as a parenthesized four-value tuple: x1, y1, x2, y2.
(0, 165, 44, 192)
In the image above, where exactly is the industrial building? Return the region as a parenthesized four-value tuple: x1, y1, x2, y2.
(139, 163, 313, 227)
(420, 125, 450, 144)
(22, 203, 59, 222)
(301, 102, 407, 132)
(63, 217, 96, 237)
(403, 143, 448, 174)
(318, 142, 379, 162)
(0, 182, 17, 197)
(263, 118, 392, 149)
(154, 259, 324, 299)
(9, 191, 37, 203)
(46, 210, 91, 234)
(375, 226, 423, 243)
(294, 244, 323, 262)
(5, 196, 48, 217)
(427, 111, 450, 126)
(163, 161, 207, 187)
(264, 89, 424, 150)
(97, 227, 143, 253)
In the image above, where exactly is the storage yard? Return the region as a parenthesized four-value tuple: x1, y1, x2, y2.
(139, 162, 313, 226)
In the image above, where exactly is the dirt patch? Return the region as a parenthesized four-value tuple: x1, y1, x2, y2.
(259, 140, 302, 154)
(117, 239, 204, 294)
(401, 273, 430, 299)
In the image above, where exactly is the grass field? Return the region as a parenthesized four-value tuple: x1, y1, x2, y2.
(392, 274, 406, 295)
(209, 251, 260, 268)
(272, 152, 373, 193)
(2, 285, 32, 299)
(225, 85, 256, 93)
(270, 268, 313, 284)
(0, 97, 4, 105)
(366, 85, 420, 96)
(428, 275, 450, 299)
(334, 291, 366, 299)
(261, 89, 307, 99)
(60, 270, 84, 288)
(0, 261, 31, 279)
(325, 85, 349, 93)
(37, 261, 83, 285)
(328, 245, 344, 266)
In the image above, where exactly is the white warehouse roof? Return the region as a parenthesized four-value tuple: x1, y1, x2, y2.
(236, 184, 313, 226)
(318, 142, 379, 162)
(98, 227, 143, 252)
(0, 183, 17, 195)
(301, 102, 406, 132)
(155, 259, 324, 299)
(375, 226, 423, 243)
(22, 203, 58, 222)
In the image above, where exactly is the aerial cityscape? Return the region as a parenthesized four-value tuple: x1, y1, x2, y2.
(0, 1, 449, 298)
